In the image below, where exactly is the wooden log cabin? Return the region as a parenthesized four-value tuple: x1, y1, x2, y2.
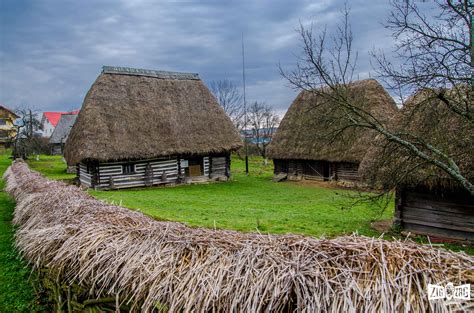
(268, 79, 398, 183)
(359, 88, 474, 241)
(64, 66, 242, 189)
(394, 185, 473, 241)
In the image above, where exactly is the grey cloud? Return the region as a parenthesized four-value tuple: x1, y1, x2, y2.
(0, 0, 420, 113)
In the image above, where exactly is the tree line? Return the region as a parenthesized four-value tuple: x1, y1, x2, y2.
(208, 79, 280, 160)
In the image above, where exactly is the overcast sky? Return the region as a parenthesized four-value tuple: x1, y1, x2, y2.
(0, 0, 435, 115)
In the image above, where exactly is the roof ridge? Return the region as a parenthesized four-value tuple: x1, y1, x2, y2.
(102, 66, 200, 80)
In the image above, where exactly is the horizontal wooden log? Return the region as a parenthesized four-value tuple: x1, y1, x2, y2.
(402, 205, 473, 225)
(405, 196, 473, 213)
(403, 223, 474, 241)
(303, 175, 324, 181)
(402, 210, 473, 230)
(98, 156, 175, 165)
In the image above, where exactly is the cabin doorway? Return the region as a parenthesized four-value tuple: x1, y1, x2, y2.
(322, 161, 330, 181)
(302, 160, 331, 181)
(186, 157, 203, 177)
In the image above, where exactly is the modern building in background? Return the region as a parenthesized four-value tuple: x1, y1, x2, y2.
(40, 110, 79, 137)
(0, 105, 19, 151)
(49, 114, 78, 155)
(240, 127, 278, 145)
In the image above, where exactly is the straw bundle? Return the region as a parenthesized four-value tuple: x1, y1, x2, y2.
(4, 160, 473, 312)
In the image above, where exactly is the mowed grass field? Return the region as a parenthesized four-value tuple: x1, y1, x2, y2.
(28, 154, 393, 238)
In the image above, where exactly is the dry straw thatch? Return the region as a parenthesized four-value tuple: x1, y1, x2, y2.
(64, 67, 242, 165)
(267, 79, 399, 163)
(359, 87, 474, 190)
(4, 160, 474, 312)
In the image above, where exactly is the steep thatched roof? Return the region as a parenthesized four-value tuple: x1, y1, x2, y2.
(267, 79, 398, 163)
(359, 87, 473, 189)
(64, 66, 242, 164)
(49, 114, 77, 144)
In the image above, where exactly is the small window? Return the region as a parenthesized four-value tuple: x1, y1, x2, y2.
(122, 164, 135, 174)
(0, 119, 6, 126)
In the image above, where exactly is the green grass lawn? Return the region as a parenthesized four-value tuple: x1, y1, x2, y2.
(27, 154, 75, 181)
(29, 154, 392, 237)
(89, 156, 393, 237)
(0, 153, 47, 312)
(26, 154, 473, 254)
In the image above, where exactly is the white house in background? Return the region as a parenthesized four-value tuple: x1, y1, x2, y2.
(40, 110, 79, 137)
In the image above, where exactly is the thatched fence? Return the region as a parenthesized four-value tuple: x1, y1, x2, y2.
(4, 160, 473, 312)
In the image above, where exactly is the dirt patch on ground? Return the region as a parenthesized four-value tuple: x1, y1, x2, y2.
(371, 219, 393, 232)
(281, 179, 372, 192)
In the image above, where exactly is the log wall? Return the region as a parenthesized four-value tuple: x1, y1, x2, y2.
(51, 144, 62, 155)
(273, 159, 360, 182)
(334, 162, 360, 182)
(273, 159, 288, 175)
(396, 186, 474, 241)
(78, 163, 93, 187)
(210, 156, 226, 177)
(96, 157, 179, 189)
(78, 153, 231, 189)
(302, 160, 328, 181)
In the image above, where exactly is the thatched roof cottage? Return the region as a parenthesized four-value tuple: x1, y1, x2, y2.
(49, 113, 77, 155)
(64, 66, 242, 189)
(359, 88, 473, 240)
(267, 79, 398, 183)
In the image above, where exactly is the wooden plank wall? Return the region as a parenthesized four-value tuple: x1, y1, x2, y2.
(399, 187, 474, 241)
(78, 155, 227, 189)
(51, 144, 62, 155)
(302, 160, 326, 181)
(334, 162, 360, 182)
(95, 157, 179, 189)
(274, 159, 362, 183)
(211, 156, 226, 177)
(288, 160, 303, 177)
(78, 163, 93, 187)
(203, 157, 210, 176)
(273, 159, 288, 174)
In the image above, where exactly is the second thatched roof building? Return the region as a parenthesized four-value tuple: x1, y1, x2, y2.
(64, 66, 242, 189)
(267, 79, 398, 183)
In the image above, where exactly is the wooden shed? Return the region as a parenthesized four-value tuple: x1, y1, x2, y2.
(360, 88, 474, 241)
(64, 66, 242, 189)
(267, 79, 398, 183)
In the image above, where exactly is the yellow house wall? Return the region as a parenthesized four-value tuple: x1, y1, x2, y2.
(0, 109, 18, 147)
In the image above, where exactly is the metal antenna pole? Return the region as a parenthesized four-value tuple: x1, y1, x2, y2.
(242, 32, 249, 175)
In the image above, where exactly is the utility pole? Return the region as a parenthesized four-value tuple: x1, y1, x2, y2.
(242, 32, 249, 175)
(28, 109, 33, 138)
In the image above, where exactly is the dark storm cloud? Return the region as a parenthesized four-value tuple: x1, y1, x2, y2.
(0, 0, 426, 114)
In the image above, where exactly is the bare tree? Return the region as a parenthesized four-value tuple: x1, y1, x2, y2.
(280, 1, 473, 195)
(11, 106, 45, 158)
(247, 101, 280, 159)
(208, 79, 245, 131)
(373, 0, 472, 121)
